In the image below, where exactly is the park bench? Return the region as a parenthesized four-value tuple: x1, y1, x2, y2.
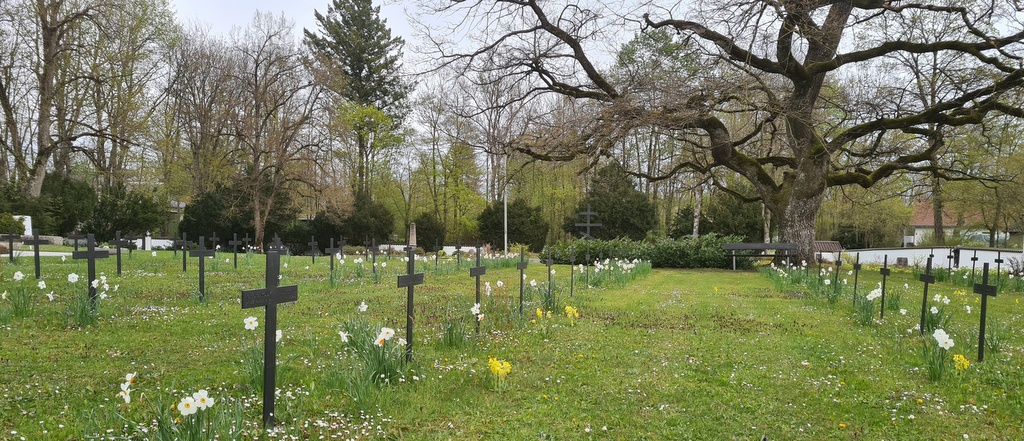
(722, 242, 799, 270)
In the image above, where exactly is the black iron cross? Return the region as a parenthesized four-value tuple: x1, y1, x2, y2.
(110, 230, 132, 276)
(122, 234, 138, 257)
(242, 233, 252, 251)
(173, 233, 193, 272)
(72, 234, 109, 308)
(369, 239, 378, 278)
(241, 250, 298, 428)
(545, 252, 555, 300)
(970, 250, 979, 283)
(67, 233, 85, 252)
(454, 241, 463, 267)
(470, 245, 487, 334)
(918, 257, 936, 336)
(190, 236, 216, 302)
(1, 228, 20, 263)
(325, 237, 342, 278)
(208, 232, 219, 251)
(851, 253, 862, 302)
(517, 246, 528, 315)
(307, 236, 319, 264)
(228, 233, 243, 269)
(832, 256, 842, 297)
(994, 251, 1004, 288)
(974, 263, 997, 362)
(946, 250, 956, 279)
(23, 230, 48, 279)
(268, 234, 285, 252)
(576, 204, 600, 286)
(879, 255, 891, 319)
(398, 245, 424, 362)
(433, 241, 442, 268)
(569, 249, 576, 297)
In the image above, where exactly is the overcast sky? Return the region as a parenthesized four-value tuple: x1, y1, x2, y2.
(171, 0, 415, 42)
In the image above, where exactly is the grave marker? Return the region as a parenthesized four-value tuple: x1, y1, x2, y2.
(576, 204, 600, 286)
(67, 233, 85, 252)
(325, 237, 342, 284)
(397, 225, 423, 362)
(433, 241, 442, 268)
(242, 233, 253, 251)
(240, 250, 297, 428)
(970, 250, 979, 283)
(517, 246, 528, 315)
(122, 234, 138, 257)
(545, 251, 555, 301)
(832, 256, 842, 298)
(110, 231, 132, 276)
(569, 250, 576, 297)
(307, 236, 319, 264)
(172, 233, 193, 272)
(455, 241, 463, 267)
(470, 244, 486, 334)
(918, 257, 936, 336)
(1, 228, 21, 263)
(208, 232, 220, 253)
(946, 250, 956, 279)
(994, 251, 1004, 288)
(369, 239, 378, 278)
(23, 230, 48, 279)
(851, 253, 862, 302)
(879, 255, 890, 319)
(228, 233, 243, 269)
(973, 263, 997, 362)
(268, 234, 285, 252)
(190, 237, 216, 301)
(72, 234, 109, 309)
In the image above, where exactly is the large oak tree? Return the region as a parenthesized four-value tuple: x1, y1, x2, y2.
(421, 0, 1024, 260)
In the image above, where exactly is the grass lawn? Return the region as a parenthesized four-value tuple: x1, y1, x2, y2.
(1, 252, 1023, 440)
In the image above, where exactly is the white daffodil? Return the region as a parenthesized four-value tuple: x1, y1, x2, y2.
(37, 280, 46, 290)
(244, 316, 258, 330)
(192, 390, 214, 410)
(276, 329, 283, 342)
(13, 271, 24, 281)
(338, 331, 350, 342)
(177, 396, 198, 416)
(470, 303, 481, 315)
(358, 301, 368, 312)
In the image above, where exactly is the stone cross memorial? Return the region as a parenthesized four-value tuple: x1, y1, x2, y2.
(469, 244, 486, 334)
(1, 228, 20, 263)
(190, 236, 216, 301)
(973, 263, 997, 362)
(22, 230, 48, 279)
(397, 224, 423, 362)
(240, 250, 298, 428)
(72, 234, 109, 309)
(918, 257, 936, 336)
(173, 233, 193, 273)
(517, 246, 528, 315)
(879, 255, 891, 319)
(228, 233, 243, 269)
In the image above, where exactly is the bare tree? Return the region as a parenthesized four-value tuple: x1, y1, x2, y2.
(419, 0, 1024, 259)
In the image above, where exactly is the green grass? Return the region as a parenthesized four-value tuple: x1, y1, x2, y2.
(1, 254, 1023, 439)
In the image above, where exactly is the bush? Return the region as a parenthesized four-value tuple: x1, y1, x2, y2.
(0, 212, 26, 235)
(342, 192, 394, 244)
(562, 163, 655, 241)
(544, 234, 743, 269)
(412, 212, 445, 250)
(478, 198, 548, 252)
(84, 185, 165, 242)
(41, 174, 96, 235)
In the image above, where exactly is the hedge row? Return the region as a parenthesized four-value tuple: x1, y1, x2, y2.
(543, 234, 748, 269)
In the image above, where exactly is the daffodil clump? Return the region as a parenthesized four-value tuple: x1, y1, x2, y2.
(564, 305, 580, 326)
(487, 356, 512, 390)
(923, 328, 955, 381)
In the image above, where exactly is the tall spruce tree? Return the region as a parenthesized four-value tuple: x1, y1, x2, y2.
(564, 163, 656, 241)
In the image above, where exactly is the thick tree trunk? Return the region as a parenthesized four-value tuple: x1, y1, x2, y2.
(773, 191, 826, 263)
(932, 173, 945, 246)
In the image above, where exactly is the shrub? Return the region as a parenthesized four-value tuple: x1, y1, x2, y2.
(545, 234, 742, 269)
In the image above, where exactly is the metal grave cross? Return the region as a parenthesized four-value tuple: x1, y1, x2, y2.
(851, 253, 862, 302)
(946, 249, 956, 279)
(973, 263, 998, 362)
(307, 236, 319, 264)
(190, 236, 216, 301)
(208, 232, 219, 252)
(72, 234, 109, 308)
(1, 228, 21, 263)
(454, 241, 463, 267)
(879, 255, 891, 319)
(918, 257, 936, 336)
(398, 239, 424, 362)
(994, 251, 1004, 288)
(240, 250, 298, 428)
(228, 233, 243, 269)
(970, 250, 979, 283)
(517, 246, 528, 315)
(369, 239, 378, 278)
(576, 204, 601, 286)
(545, 251, 555, 300)
(569, 249, 576, 297)
(110, 230, 132, 276)
(23, 230, 49, 279)
(832, 256, 842, 298)
(173, 233, 193, 272)
(242, 233, 253, 251)
(433, 241, 442, 268)
(67, 233, 85, 252)
(325, 237, 342, 280)
(122, 234, 138, 257)
(470, 245, 487, 334)
(268, 234, 286, 253)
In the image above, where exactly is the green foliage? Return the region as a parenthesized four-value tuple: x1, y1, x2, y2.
(545, 234, 741, 269)
(668, 206, 695, 239)
(310, 210, 344, 250)
(84, 185, 164, 242)
(700, 190, 764, 242)
(342, 192, 395, 243)
(0, 184, 47, 234)
(478, 198, 548, 252)
(41, 174, 96, 235)
(179, 183, 297, 246)
(564, 163, 655, 241)
(413, 211, 445, 250)
(0, 212, 25, 235)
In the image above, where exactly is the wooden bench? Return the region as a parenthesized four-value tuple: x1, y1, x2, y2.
(722, 243, 799, 270)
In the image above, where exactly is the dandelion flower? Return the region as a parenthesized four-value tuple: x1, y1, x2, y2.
(192, 390, 214, 409)
(13, 271, 24, 281)
(244, 316, 258, 330)
(177, 396, 198, 416)
(37, 280, 46, 290)
(550, 269, 555, 275)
